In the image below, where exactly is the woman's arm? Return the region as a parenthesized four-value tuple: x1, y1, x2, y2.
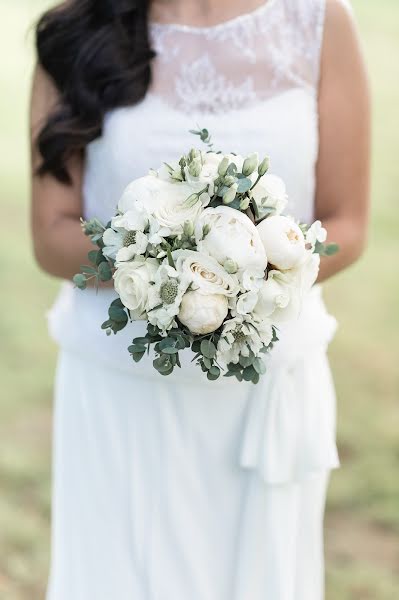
(315, 0, 371, 282)
(30, 64, 94, 280)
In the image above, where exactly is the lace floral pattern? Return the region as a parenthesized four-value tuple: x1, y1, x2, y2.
(149, 0, 326, 114)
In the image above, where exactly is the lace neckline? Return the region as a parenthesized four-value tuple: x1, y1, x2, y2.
(149, 0, 277, 34)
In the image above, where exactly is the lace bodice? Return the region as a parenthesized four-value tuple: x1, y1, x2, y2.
(82, 0, 327, 228)
(149, 0, 325, 114)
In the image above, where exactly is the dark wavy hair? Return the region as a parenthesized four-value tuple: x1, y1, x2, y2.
(35, 0, 155, 183)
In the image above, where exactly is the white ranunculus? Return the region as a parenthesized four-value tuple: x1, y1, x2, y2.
(195, 207, 268, 272)
(174, 250, 239, 297)
(257, 215, 306, 270)
(178, 290, 228, 335)
(250, 173, 288, 218)
(113, 257, 158, 319)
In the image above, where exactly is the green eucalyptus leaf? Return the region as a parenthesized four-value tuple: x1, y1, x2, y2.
(243, 365, 257, 382)
(200, 339, 216, 359)
(80, 265, 97, 275)
(128, 344, 147, 354)
(73, 274, 87, 290)
(109, 305, 128, 323)
(236, 178, 252, 193)
(239, 354, 254, 368)
(202, 357, 212, 370)
(253, 357, 266, 375)
(98, 261, 113, 281)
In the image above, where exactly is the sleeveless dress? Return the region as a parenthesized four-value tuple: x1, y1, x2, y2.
(46, 1, 340, 599)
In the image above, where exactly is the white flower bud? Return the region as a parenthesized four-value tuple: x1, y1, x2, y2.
(188, 160, 202, 178)
(239, 197, 250, 211)
(258, 156, 270, 177)
(223, 259, 239, 274)
(218, 157, 229, 177)
(242, 153, 259, 177)
(224, 175, 236, 186)
(223, 184, 238, 205)
(183, 220, 194, 237)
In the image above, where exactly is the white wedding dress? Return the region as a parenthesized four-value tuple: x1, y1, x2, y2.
(46, 1, 340, 598)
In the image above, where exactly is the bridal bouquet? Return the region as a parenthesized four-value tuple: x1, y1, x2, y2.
(74, 129, 337, 383)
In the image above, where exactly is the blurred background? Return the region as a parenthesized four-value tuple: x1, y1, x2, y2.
(0, 0, 398, 598)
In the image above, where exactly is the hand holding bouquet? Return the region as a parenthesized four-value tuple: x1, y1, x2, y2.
(74, 129, 338, 383)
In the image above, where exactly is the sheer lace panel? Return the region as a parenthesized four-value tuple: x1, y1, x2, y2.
(149, 0, 326, 114)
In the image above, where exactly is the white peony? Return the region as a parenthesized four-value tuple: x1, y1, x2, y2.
(254, 252, 321, 323)
(195, 206, 268, 272)
(174, 250, 239, 297)
(250, 174, 288, 218)
(178, 290, 228, 335)
(257, 215, 306, 270)
(254, 270, 299, 323)
(113, 257, 158, 319)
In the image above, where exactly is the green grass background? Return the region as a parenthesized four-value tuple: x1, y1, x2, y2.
(0, 1, 398, 598)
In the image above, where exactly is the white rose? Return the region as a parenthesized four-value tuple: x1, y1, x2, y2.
(250, 174, 288, 218)
(174, 250, 239, 297)
(118, 175, 162, 213)
(118, 175, 203, 236)
(113, 258, 158, 319)
(195, 206, 267, 272)
(178, 291, 228, 335)
(257, 215, 306, 270)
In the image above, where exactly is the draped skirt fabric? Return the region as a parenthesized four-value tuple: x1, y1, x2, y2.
(46, 284, 339, 600)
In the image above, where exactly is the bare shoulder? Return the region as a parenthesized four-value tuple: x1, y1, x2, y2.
(323, 0, 359, 50)
(321, 0, 368, 81)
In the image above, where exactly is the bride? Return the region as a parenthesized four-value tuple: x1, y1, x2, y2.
(30, 1, 370, 598)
